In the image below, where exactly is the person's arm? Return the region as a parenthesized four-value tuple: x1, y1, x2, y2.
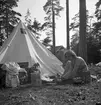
(62, 69, 72, 78)
(62, 61, 71, 77)
(61, 61, 72, 79)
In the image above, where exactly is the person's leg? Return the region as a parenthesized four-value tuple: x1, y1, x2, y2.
(76, 69, 91, 84)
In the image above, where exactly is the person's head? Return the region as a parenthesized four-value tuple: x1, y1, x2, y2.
(64, 49, 77, 61)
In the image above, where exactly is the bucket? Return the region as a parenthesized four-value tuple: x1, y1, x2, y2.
(31, 70, 42, 87)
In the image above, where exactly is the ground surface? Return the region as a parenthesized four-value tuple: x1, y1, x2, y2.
(0, 81, 100, 105)
(0, 65, 100, 105)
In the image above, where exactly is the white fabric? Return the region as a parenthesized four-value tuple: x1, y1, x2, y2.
(2, 62, 20, 88)
(6, 73, 19, 88)
(0, 21, 64, 79)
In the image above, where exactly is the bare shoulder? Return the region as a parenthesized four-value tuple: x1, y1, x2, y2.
(76, 56, 86, 64)
(77, 56, 85, 61)
(76, 56, 87, 67)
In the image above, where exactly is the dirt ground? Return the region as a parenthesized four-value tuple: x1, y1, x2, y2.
(0, 80, 100, 105)
(0, 65, 101, 105)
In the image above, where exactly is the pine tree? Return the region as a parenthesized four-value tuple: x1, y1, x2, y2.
(43, 0, 63, 54)
(79, 0, 87, 62)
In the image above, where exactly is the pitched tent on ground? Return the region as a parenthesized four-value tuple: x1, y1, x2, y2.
(0, 21, 64, 79)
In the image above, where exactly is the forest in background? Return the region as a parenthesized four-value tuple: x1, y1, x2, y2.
(0, 0, 101, 64)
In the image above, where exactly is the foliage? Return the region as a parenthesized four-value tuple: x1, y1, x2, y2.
(70, 11, 94, 58)
(24, 9, 52, 46)
(43, 0, 64, 48)
(0, 0, 21, 46)
(24, 10, 41, 39)
(71, 32, 79, 48)
(72, 32, 101, 64)
(43, 0, 64, 21)
(70, 1, 101, 64)
(87, 0, 101, 63)
(0, 0, 21, 29)
(32, 18, 41, 32)
(69, 13, 79, 31)
(95, 0, 101, 21)
(42, 36, 51, 47)
(25, 9, 31, 25)
(70, 10, 94, 33)
(92, 0, 101, 40)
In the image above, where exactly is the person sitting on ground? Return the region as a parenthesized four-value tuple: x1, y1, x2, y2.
(60, 49, 91, 84)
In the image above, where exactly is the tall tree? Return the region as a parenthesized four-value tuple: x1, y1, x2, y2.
(0, 0, 21, 44)
(25, 9, 31, 26)
(66, 0, 70, 49)
(70, 0, 101, 64)
(95, 0, 101, 21)
(32, 18, 41, 39)
(25, 10, 42, 38)
(93, 0, 101, 38)
(52, 0, 55, 54)
(43, 0, 63, 54)
(70, 10, 94, 35)
(70, 11, 93, 52)
(79, 0, 87, 62)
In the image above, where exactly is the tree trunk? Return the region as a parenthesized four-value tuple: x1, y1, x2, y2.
(66, 0, 70, 49)
(6, 5, 9, 38)
(52, 0, 56, 55)
(0, 22, 2, 46)
(79, 0, 87, 62)
(0, 4, 3, 46)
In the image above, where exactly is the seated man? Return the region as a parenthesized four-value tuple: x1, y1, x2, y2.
(60, 49, 91, 84)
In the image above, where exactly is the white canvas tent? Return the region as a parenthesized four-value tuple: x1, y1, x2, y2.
(0, 21, 64, 79)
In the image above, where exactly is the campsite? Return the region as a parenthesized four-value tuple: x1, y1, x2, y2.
(0, 64, 100, 105)
(0, 21, 100, 105)
(1, 0, 101, 105)
(0, 80, 99, 105)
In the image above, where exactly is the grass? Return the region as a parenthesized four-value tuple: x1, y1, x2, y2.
(0, 81, 100, 105)
(0, 65, 101, 105)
